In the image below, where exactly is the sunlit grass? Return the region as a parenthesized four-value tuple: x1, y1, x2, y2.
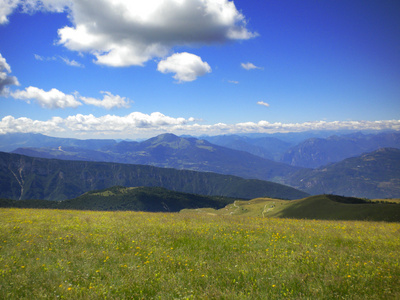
(1, 208, 399, 299)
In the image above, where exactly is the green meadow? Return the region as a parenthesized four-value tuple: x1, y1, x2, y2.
(187, 195, 400, 222)
(1, 208, 399, 299)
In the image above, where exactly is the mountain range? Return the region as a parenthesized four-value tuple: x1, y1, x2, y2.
(0, 151, 308, 201)
(286, 148, 400, 199)
(7, 131, 399, 171)
(1, 131, 400, 199)
(11, 133, 301, 183)
(281, 131, 400, 168)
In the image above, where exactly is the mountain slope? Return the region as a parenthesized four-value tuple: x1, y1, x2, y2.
(0, 132, 117, 152)
(285, 148, 400, 199)
(0, 151, 308, 201)
(189, 195, 400, 222)
(13, 133, 302, 183)
(282, 131, 400, 168)
(0, 186, 236, 212)
(203, 135, 292, 160)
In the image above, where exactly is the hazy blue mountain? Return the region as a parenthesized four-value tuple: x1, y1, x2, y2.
(281, 131, 400, 168)
(13, 146, 117, 162)
(285, 148, 400, 199)
(203, 135, 292, 161)
(12, 133, 302, 183)
(0, 151, 309, 201)
(0, 132, 117, 152)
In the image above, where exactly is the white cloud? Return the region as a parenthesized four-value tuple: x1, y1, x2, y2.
(11, 86, 81, 109)
(157, 52, 211, 82)
(0, 112, 195, 136)
(34, 54, 56, 61)
(257, 101, 270, 107)
(1, 113, 399, 138)
(60, 57, 84, 67)
(64, 112, 191, 132)
(80, 91, 131, 109)
(34, 54, 44, 61)
(0, 0, 19, 24)
(241, 62, 263, 70)
(2, 0, 255, 67)
(0, 115, 65, 134)
(0, 53, 19, 94)
(0, 0, 69, 24)
(34, 54, 82, 66)
(228, 80, 239, 84)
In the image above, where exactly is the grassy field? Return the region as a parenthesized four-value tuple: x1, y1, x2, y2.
(184, 195, 400, 222)
(1, 208, 399, 299)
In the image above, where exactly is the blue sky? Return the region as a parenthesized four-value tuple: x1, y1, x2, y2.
(0, 0, 399, 139)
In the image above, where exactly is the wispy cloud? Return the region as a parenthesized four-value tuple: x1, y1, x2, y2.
(60, 57, 84, 68)
(228, 80, 239, 84)
(241, 62, 263, 70)
(34, 54, 44, 61)
(257, 101, 270, 107)
(34, 54, 83, 67)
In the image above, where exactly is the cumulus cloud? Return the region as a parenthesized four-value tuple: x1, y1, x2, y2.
(257, 101, 270, 107)
(0, 53, 19, 94)
(157, 52, 211, 82)
(1, 113, 399, 138)
(11, 86, 81, 109)
(2, 0, 256, 67)
(0, 0, 68, 24)
(80, 91, 131, 109)
(0, 115, 65, 134)
(241, 62, 263, 70)
(58, 0, 256, 67)
(0, 0, 19, 24)
(64, 112, 192, 132)
(0, 112, 195, 135)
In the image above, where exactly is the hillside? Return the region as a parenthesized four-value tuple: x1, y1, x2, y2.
(184, 194, 400, 222)
(285, 148, 400, 199)
(281, 131, 400, 168)
(0, 151, 308, 201)
(0, 186, 236, 212)
(0, 132, 117, 152)
(203, 134, 292, 161)
(13, 133, 302, 183)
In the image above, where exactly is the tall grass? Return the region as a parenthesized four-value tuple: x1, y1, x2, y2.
(0, 208, 399, 299)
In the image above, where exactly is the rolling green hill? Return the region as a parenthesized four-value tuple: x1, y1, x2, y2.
(0, 151, 308, 201)
(0, 186, 236, 212)
(184, 194, 400, 222)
